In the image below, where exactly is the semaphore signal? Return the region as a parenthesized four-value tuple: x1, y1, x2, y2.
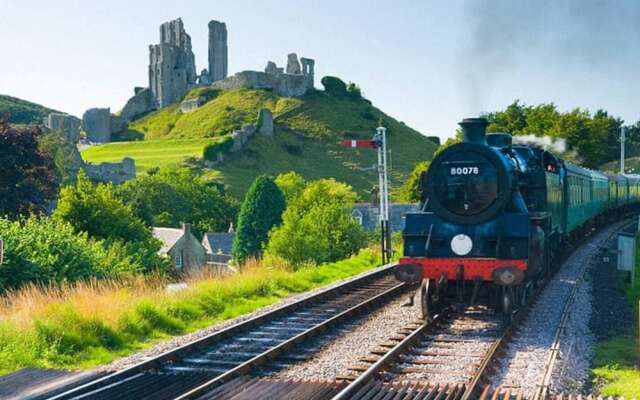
(342, 128, 392, 264)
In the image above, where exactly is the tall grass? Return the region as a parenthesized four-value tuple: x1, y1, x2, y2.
(0, 249, 380, 375)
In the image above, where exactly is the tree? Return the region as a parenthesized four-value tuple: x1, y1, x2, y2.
(275, 171, 306, 203)
(232, 175, 286, 263)
(117, 167, 238, 238)
(266, 179, 367, 265)
(321, 76, 348, 96)
(0, 117, 57, 217)
(485, 101, 624, 168)
(55, 171, 151, 242)
(54, 171, 165, 273)
(400, 161, 430, 203)
(38, 133, 82, 186)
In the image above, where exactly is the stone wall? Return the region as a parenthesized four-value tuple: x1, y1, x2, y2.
(82, 108, 112, 143)
(44, 113, 80, 142)
(149, 18, 197, 108)
(180, 96, 206, 112)
(211, 69, 313, 97)
(82, 157, 136, 184)
(208, 20, 228, 82)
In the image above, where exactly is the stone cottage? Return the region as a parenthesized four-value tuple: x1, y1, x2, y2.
(152, 223, 206, 272)
(351, 203, 420, 232)
(201, 231, 235, 265)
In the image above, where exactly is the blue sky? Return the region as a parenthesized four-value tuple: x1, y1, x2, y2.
(1, 0, 639, 139)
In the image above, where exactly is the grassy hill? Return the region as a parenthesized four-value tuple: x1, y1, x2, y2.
(600, 157, 640, 175)
(85, 87, 437, 199)
(0, 94, 62, 125)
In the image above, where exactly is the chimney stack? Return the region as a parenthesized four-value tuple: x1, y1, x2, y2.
(459, 117, 489, 145)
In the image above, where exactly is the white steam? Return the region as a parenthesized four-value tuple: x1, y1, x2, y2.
(512, 134, 566, 153)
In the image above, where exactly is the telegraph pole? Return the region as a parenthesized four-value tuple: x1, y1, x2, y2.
(621, 126, 626, 174)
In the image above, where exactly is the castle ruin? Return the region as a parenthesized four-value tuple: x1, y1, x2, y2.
(149, 18, 197, 108)
(208, 21, 228, 83)
(79, 17, 315, 144)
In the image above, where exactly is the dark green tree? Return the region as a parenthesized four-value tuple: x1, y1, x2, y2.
(321, 76, 348, 96)
(232, 175, 286, 264)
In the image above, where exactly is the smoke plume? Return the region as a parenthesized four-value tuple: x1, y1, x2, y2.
(512, 134, 566, 154)
(460, 0, 640, 113)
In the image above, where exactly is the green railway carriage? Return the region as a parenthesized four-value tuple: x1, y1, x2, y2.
(563, 163, 608, 232)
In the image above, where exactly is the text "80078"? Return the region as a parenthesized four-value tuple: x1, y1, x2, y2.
(450, 167, 479, 175)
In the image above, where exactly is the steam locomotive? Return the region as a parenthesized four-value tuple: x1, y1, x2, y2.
(395, 117, 640, 322)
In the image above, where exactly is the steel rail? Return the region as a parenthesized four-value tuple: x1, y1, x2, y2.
(328, 309, 449, 400)
(48, 262, 400, 400)
(175, 280, 407, 400)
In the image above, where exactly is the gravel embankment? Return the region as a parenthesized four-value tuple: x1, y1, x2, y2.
(267, 293, 420, 380)
(97, 265, 393, 372)
(487, 226, 617, 394)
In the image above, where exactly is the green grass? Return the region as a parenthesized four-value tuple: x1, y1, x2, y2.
(81, 138, 224, 173)
(0, 94, 62, 125)
(590, 234, 640, 398)
(121, 87, 437, 198)
(0, 249, 381, 375)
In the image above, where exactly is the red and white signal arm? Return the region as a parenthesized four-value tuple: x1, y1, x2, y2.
(342, 139, 380, 149)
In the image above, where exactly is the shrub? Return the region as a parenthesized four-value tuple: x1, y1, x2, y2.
(232, 176, 286, 264)
(202, 136, 234, 161)
(321, 76, 348, 96)
(0, 216, 140, 290)
(347, 82, 363, 99)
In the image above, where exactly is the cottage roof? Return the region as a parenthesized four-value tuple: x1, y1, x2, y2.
(152, 227, 184, 254)
(202, 232, 235, 255)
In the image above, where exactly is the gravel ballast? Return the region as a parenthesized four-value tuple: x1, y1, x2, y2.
(268, 293, 420, 380)
(487, 225, 619, 394)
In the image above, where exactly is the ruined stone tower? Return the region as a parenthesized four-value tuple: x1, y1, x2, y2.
(208, 20, 228, 82)
(149, 18, 197, 108)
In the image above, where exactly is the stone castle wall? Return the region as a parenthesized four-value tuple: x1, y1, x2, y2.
(211, 69, 313, 98)
(82, 157, 136, 185)
(208, 21, 228, 82)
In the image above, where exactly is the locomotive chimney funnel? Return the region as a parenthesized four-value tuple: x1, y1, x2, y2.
(459, 117, 489, 145)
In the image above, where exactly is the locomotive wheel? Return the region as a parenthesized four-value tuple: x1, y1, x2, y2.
(502, 287, 513, 325)
(420, 279, 433, 321)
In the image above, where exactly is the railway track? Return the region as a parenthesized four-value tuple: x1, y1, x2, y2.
(327, 220, 629, 400)
(46, 263, 407, 400)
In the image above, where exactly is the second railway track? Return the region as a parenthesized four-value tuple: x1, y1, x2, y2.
(328, 220, 629, 400)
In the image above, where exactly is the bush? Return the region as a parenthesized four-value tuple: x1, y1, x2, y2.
(347, 82, 362, 99)
(232, 176, 286, 264)
(321, 76, 348, 96)
(0, 216, 140, 290)
(202, 136, 234, 161)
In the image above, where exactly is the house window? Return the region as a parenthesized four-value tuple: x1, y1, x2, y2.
(175, 252, 183, 270)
